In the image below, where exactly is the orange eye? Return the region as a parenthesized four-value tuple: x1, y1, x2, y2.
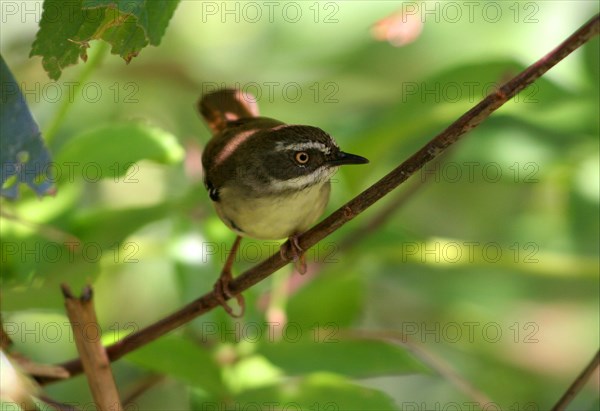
(295, 152, 309, 164)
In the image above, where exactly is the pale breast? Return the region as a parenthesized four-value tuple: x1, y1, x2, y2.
(214, 182, 331, 240)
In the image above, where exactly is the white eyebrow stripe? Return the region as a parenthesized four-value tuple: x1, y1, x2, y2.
(275, 141, 331, 154)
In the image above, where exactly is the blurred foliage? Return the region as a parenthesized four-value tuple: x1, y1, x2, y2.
(1, 1, 599, 410)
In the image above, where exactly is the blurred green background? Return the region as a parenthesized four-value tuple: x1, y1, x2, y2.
(1, 1, 598, 409)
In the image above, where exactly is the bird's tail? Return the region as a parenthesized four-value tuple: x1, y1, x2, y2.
(198, 89, 259, 134)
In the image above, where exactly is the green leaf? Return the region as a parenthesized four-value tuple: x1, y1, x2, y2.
(99, 13, 148, 60)
(83, 0, 180, 45)
(71, 203, 171, 248)
(0, 54, 54, 198)
(55, 122, 183, 183)
(258, 337, 428, 378)
(30, 0, 180, 79)
(230, 373, 399, 411)
(30, 0, 106, 80)
(125, 335, 227, 396)
(287, 270, 364, 328)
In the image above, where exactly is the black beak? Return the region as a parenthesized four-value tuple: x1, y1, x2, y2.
(328, 151, 369, 166)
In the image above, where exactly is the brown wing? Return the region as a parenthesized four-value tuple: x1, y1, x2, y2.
(198, 89, 260, 134)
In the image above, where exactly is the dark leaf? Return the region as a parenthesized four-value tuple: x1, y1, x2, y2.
(0, 54, 54, 198)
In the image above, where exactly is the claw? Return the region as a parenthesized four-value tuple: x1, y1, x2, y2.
(214, 270, 245, 318)
(280, 234, 307, 274)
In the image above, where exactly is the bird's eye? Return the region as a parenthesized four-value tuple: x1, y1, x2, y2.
(295, 152, 309, 164)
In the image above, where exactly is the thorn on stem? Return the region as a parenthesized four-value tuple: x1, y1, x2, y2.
(60, 283, 74, 299)
(81, 286, 93, 302)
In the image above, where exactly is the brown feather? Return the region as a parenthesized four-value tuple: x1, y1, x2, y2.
(198, 89, 260, 134)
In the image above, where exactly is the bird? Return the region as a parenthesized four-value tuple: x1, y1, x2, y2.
(198, 88, 368, 316)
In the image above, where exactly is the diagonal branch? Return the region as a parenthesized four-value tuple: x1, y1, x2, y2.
(41, 14, 600, 385)
(551, 349, 600, 411)
(337, 154, 443, 252)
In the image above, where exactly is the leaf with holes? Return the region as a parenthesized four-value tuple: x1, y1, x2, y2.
(0, 54, 54, 199)
(30, 0, 180, 80)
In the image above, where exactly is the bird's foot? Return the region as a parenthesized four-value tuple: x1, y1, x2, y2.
(214, 235, 245, 318)
(213, 268, 245, 318)
(280, 234, 307, 274)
